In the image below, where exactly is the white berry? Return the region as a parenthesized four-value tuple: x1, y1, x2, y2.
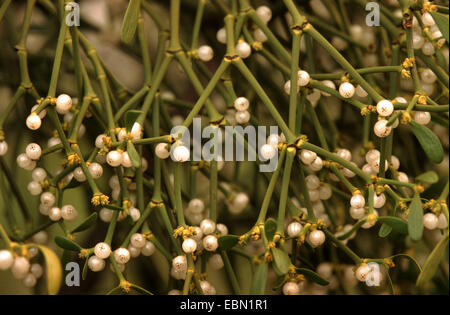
(376, 100, 394, 117)
(114, 248, 131, 264)
(339, 82, 355, 98)
(55, 94, 72, 114)
(197, 45, 214, 62)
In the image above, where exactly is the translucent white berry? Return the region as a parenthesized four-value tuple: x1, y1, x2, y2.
(188, 198, 205, 214)
(287, 222, 303, 238)
(61, 204, 77, 221)
(114, 248, 131, 264)
(260, 144, 276, 160)
(130, 233, 146, 249)
(413, 111, 431, 125)
(32, 167, 47, 182)
(299, 149, 317, 165)
(40, 192, 55, 207)
(423, 213, 439, 230)
(155, 143, 170, 159)
(216, 28, 226, 44)
(88, 255, 105, 272)
(297, 70, 311, 87)
(236, 41, 251, 59)
(55, 94, 72, 114)
(235, 110, 250, 124)
(283, 281, 300, 295)
(437, 213, 448, 229)
(48, 207, 62, 221)
(234, 97, 249, 112)
(355, 84, 368, 98)
(0, 250, 14, 270)
(308, 230, 325, 247)
(106, 150, 123, 167)
(374, 119, 392, 138)
(95, 134, 106, 148)
(421, 12, 435, 26)
(173, 145, 190, 162)
(376, 100, 394, 117)
(88, 162, 103, 178)
(355, 264, 371, 282)
(256, 5, 272, 23)
(0, 141, 8, 156)
(27, 181, 42, 195)
(94, 242, 111, 259)
(350, 207, 365, 220)
(350, 194, 365, 208)
(339, 82, 355, 98)
(209, 253, 224, 270)
(121, 152, 133, 168)
(182, 238, 197, 254)
(197, 45, 214, 62)
(200, 219, 216, 235)
(141, 241, 156, 256)
(26, 113, 42, 130)
(421, 68, 437, 84)
(203, 235, 218, 251)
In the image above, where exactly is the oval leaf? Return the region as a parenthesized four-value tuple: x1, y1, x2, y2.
(127, 141, 141, 168)
(271, 247, 290, 275)
(379, 223, 393, 238)
(430, 11, 449, 43)
(55, 236, 82, 252)
(121, 0, 141, 43)
(295, 268, 330, 286)
(125, 109, 142, 132)
(409, 121, 444, 163)
(408, 194, 424, 241)
(71, 213, 98, 234)
(416, 234, 449, 287)
(36, 245, 62, 295)
(378, 216, 408, 235)
(218, 235, 239, 251)
(416, 171, 439, 184)
(250, 261, 268, 295)
(264, 218, 277, 241)
(82, 256, 89, 280)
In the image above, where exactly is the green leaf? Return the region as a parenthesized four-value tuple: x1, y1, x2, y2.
(430, 11, 449, 43)
(218, 235, 239, 251)
(120, 0, 141, 43)
(55, 236, 82, 252)
(378, 223, 393, 238)
(124, 110, 142, 132)
(409, 121, 444, 164)
(71, 213, 98, 234)
(271, 247, 290, 275)
(408, 194, 424, 241)
(264, 218, 277, 241)
(416, 171, 439, 184)
(295, 268, 330, 286)
(377, 216, 408, 235)
(416, 234, 449, 287)
(82, 256, 89, 280)
(250, 261, 268, 294)
(127, 141, 141, 168)
(36, 245, 62, 295)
